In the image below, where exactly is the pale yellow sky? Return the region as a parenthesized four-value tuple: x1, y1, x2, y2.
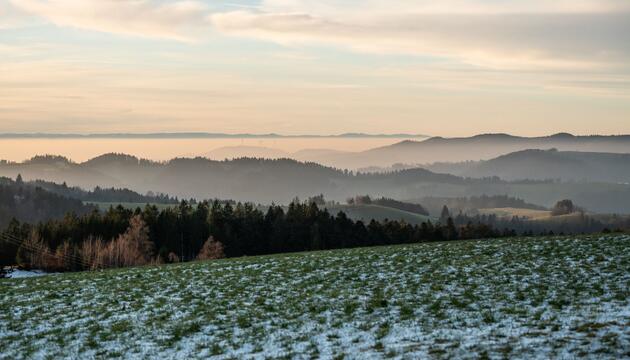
(1, 0, 629, 136)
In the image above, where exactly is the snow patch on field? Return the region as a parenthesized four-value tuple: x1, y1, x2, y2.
(1, 235, 629, 359)
(3, 269, 54, 279)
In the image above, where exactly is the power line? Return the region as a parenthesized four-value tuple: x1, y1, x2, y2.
(0, 232, 94, 269)
(0, 234, 92, 269)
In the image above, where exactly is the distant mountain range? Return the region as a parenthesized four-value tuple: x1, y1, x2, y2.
(3, 153, 630, 213)
(188, 133, 630, 169)
(0, 132, 428, 139)
(316, 133, 630, 169)
(425, 149, 630, 184)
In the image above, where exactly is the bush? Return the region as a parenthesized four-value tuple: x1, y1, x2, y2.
(167, 252, 180, 263)
(551, 200, 581, 216)
(197, 237, 225, 261)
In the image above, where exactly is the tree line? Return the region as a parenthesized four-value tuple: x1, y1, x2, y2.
(1, 200, 515, 273)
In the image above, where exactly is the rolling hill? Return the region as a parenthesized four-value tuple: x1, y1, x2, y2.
(323, 204, 433, 224)
(426, 149, 630, 183)
(476, 207, 552, 220)
(0, 177, 95, 229)
(3, 153, 630, 213)
(312, 133, 630, 169)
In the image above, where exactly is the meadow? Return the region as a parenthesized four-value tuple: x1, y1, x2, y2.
(1, 235, 629, 359)
(320, 204, 433, 225)
(477, 207, 552, 220)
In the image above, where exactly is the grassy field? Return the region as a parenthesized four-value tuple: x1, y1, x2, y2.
(326, 204, 434, 225)
(1, 235, 629, 359)
(477, 207, 552, 220)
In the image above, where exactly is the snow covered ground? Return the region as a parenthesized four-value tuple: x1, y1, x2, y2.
(1, 235, 629, 359)
(3, 269, 54, 279)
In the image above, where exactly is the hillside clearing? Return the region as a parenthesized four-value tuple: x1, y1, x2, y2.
(1, 235, 629, 359)
(477, 207, 552, 220)
(326, 204, 434, 224)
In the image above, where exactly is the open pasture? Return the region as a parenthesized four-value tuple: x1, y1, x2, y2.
(1, 235, 629, 359)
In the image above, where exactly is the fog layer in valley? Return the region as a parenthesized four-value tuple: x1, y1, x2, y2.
(3, 133, 630, 214)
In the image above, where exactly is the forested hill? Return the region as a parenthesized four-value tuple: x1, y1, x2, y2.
(425, 149, 630, 183)
(298, 133, 630, 169)
(29, 179, 178, 204)
(2, 154, 630, 213)
(0, 177, 95, 229)
(0, 154, 510, 202)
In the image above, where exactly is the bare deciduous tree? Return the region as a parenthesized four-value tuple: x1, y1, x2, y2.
(16, 231, 52, 270)
(197, 236, 225, 261)
(95, 215, 155, 268)
(80, 236, 105, 270)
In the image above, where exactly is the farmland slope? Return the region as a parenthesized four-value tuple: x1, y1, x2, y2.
(1, 235, 629, 358)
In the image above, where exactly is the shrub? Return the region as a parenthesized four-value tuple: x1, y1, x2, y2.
(197, 237, 225, 261)
(551, 200, 581, 216)
(167, 252, 180, 263)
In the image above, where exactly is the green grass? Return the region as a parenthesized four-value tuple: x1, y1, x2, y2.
(1, 235, 629, 358)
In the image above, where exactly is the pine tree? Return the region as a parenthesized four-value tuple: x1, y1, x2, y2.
(445, 217, 458, 240)
(440, 205, 451, 223)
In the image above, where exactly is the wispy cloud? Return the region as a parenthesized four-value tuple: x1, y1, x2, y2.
(7, 0, 630, 70)
(210, 4, 630, 71)
(2, 0, 629, 134)
(8, 0, 211, 41)
(259, 0, 630, 15)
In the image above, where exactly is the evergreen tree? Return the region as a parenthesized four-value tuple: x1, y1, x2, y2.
(440, 205, 451, 223)
(444, 217, 458, 240)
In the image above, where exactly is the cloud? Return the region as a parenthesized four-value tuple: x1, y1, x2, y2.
(260, 0, 630, 15)
(8, 0, 210, 40)
(210, 1, 630, 70)
(8, 0, 630, 70)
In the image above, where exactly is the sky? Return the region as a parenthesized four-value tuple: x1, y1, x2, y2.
(0, 0, 629, 137)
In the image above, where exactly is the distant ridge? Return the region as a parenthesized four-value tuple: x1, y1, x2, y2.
(3, 151, 630, 213)
(425, 148, 630, 184)
(316, 132, 630, 169)
(382, 133, 630, 148)
(0, 132, 429, 139)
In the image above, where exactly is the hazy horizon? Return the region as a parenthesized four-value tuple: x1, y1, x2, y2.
(5, 131, 630, 164)
(0, 137, 410, 162)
